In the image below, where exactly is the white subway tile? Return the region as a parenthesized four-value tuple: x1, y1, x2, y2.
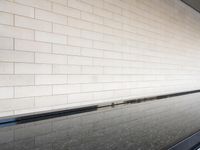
(81, 30, 103, 41)
(0, 99, 12, 111)
(68, 92, 93, 103)
(0, 62, 13, 74)
(68, 0, 92, 13)
(0, 12, 13, 25)
(15, 85, 52, 98)
(68, 36, 92, 48)
(113, 13, 128, 23)
(35, 53, 68, 65)
(15, 63, 52, 74)
(94, 91, 114, 100)
(104, 0, 129, 10)
(80, 83, 103, 92)
(0, 111, 13, 117)
(82, 66, 103, 74)
(15, 39, 51, 53)
(81, 12, 103, 24)
(35, 95, 68, 107)
(15, 107, 54, 116)
(15, 0, 51, 11)
(81, 48, 103, 58)
(68, 17, 93, 30)
(15, 16, 52, 32)
(0, 75, 34, 86)
(104, 66, 122, 74)
(49, 0, 68, 5)
(53, 44, 80, 55)
(103, 34, 122, 44)
(68, 75, 96, 83)
(81, 0, 103, 8)
(35, 75, 67, 85)
(35, 9, 67, 25)
(93, 23, 112, 34)
(53, 64, 81, 74)
(0, 24, 34, 40)
(0, 97, 35, 111)
(53, 84, 81, 95)
(53, 3, 80, 18)
(12, 97, 35, 110)
(104, 2, 122, 14)
(104, 18, 122, 29)
(68, 56, 93, 65)
(0, 1, 34, 18)
(53, 24, 80, 37)
(93, 58, 120, 67)
(0, 87, 13, 99)
(93, 41, 113, 50)
(0, 37, 13, 50)
(35, 31, 67, 44)
(0, 50, 34, 63)
(93, 7, 112, 19)
(103, 51, 122, 59)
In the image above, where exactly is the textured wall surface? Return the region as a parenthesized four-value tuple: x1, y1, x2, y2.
(0, 0, 200, 117)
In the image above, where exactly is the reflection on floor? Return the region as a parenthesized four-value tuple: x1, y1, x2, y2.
(1, 93, 200, 150)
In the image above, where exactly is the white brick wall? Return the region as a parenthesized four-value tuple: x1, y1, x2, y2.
(0, 0, 200, 117)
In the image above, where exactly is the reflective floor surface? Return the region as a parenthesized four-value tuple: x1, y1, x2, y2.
(1, 93, 200, 150)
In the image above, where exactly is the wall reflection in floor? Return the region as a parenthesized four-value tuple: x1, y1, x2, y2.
(1, 93, 200, 150)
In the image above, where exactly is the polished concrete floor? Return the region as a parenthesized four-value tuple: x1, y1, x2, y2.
(1, 93, 200, 150)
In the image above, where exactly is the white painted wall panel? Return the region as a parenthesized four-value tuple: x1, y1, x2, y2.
(0, 0, 200, 117)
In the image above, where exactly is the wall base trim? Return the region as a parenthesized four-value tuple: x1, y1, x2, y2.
(0, 89, 200, 127)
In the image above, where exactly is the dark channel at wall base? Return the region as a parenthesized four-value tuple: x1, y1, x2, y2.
(0, 89, 200, 126)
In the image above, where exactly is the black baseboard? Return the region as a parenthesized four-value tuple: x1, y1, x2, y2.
(0, 89, 200, 126)
(0, 105, 98, 126)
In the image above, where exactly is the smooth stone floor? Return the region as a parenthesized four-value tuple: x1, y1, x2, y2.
(1, 93, 200, 150)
